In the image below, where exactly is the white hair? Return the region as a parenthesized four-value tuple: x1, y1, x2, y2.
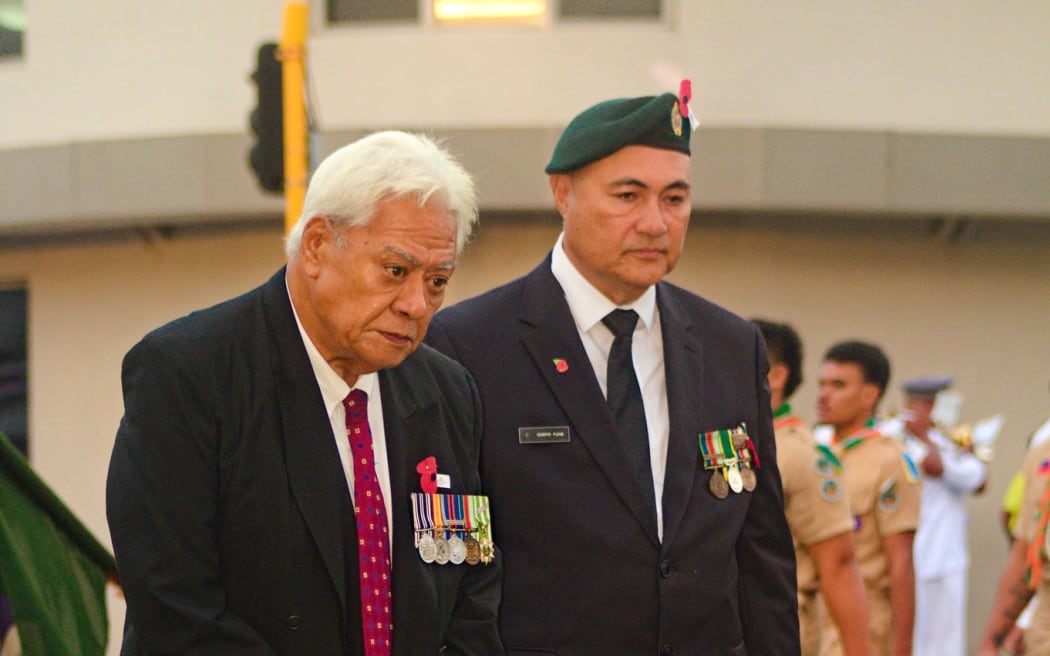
(284, 131, 478, 257)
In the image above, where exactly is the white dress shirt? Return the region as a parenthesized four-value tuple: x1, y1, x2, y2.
(287, 286, 394, 555)
(550, 234, 670, 540)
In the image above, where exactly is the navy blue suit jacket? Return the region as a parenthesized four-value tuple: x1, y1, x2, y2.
(426, 255, 798, 656)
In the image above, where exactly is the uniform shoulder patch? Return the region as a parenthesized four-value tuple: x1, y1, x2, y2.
(878, 477, 899, 512)
(901, 452, 920, 483)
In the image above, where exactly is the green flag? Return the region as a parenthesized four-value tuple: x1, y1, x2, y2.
(0, 432, 115, 656)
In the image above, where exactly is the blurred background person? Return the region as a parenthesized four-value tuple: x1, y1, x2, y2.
(817, 341, 920, 656)
(754, 319, 871, 656)
(899, 376, 987, 656)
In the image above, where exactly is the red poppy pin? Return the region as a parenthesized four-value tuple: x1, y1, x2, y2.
(416, 456, 438, 494)
(552, 358, 569, 373)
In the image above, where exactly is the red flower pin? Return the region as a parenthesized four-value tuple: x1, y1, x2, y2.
(416, 456, 438, 494)
(552, 358, 569, 373)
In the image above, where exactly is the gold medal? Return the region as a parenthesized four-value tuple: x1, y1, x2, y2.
(709, 471, 729, 499)
(418, 533, 437, 563)
(433, 536, 451, 565)
(741, 466, 757, 492)
(464, 536, 481, 565)
(448, 536, 467, 565)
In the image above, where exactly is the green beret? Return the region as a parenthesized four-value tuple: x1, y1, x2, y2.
(545, 92, 691, 174)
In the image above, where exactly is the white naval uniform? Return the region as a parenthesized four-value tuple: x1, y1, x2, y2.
(911, 428, 987, 656)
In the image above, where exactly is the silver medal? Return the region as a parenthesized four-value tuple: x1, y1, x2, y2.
(418, 533, 437, 563)
(448, 536, 467, 565)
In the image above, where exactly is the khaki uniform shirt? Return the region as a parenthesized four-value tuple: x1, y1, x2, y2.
(775, 414, 854, 656)
(821, 430, 921, 656)
(1013, 439, 1050, 651)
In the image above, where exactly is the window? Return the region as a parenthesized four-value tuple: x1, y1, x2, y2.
(559, 0, 661, 19)
(0, 0, 24, 58)
(328, 0, 419, 23)
(326, 0, 662, 26)
(0, 288, 27, 456)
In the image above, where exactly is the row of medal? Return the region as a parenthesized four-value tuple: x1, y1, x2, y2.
(410, 492, 494, 566)
(699, 425, 758, 499)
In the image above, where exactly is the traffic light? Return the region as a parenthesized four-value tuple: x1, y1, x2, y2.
(249, 42, 284, 193)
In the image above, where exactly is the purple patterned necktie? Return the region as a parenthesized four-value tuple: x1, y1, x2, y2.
(343, 389, 392, 656)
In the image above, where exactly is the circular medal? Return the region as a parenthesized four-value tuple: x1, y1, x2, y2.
(433, 536, 451, 565)
(480, 538, 495, 564)
(448, 536, 467, 565)
(728, 466, 744, 494)
(741, 467, 757, 492)
(418, 534, 437, 563)
(709, 472, 729, 499)
(464, 536, 481, 565)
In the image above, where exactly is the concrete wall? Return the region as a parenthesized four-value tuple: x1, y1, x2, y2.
(1, 214, 1048, 652)
(3, 1, 1048, 148)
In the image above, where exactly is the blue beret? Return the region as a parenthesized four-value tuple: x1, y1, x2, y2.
(545, 92, 691, 174)
(902, 375, 954, 396)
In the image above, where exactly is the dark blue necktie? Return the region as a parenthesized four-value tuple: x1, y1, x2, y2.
(602, 309, 656, 513)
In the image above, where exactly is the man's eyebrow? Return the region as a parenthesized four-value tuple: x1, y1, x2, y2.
(608, 177, 648, 188)
(607, 178, 691, 192)
(384, 244, 456, 271)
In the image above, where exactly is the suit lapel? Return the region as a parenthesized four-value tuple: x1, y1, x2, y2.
(520, 260, 660, 546)
(657, 285, 705, 552)
(262, 269, 349, 612)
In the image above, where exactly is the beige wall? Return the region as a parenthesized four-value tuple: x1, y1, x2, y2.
(3, 1, 1049, 150)
(2, 214, 1047, 652)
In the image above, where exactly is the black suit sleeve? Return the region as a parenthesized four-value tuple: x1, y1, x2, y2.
(442, 366, 504, 656)
(736, 325, 801, 655)
(106, 335, 278, 655)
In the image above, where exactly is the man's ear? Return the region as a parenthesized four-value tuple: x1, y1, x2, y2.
(861, 382, 882, 409)
(549, 174, 572, 217)
(299, 215, 332, 277)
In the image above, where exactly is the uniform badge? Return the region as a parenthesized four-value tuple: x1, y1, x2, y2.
(878, 478, 900, 512)
(820, 479, 841, 502)
(671, 101, 683, 137)
(814, 456, 835, 477)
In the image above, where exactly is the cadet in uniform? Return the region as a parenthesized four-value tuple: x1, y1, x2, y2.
(754, 320, 871, 656)
(978, 409, 1050, 654)
(817, 341, 921, 656)
(902, 376, 987, 656)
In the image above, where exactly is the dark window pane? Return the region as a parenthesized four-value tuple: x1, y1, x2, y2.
(0, 288, 27, 456)
(0, 0, 25, 58)
(560, 0, 661, 19)
(328, 0, 419, 23)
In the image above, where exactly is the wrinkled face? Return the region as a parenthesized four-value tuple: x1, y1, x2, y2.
(817, 360, 880, 430)
(551, 145, 691, 305)
(298, 196, 457, 381)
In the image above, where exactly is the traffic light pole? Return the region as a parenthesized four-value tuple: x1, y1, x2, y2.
(279, 2, 309, 237)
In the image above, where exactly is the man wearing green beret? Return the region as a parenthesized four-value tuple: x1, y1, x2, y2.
(426, 85, 800, 655)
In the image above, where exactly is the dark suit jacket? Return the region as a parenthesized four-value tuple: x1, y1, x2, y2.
(425, 255, 799, 656)
(107, 268, 503, 656)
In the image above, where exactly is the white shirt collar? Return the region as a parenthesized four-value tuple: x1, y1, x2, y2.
(550, 232, 657, 333)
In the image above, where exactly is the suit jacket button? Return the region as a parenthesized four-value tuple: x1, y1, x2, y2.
(660, 645, 673, 656)
(659, 560, 672, 578)
(286, 615, 302, 630)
